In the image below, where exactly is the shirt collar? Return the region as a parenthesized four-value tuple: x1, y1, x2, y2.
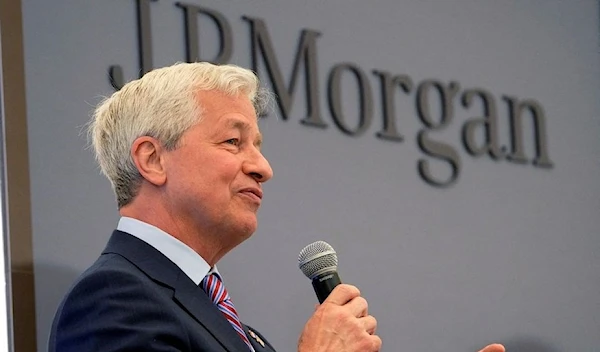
(117, 216, 218, 285)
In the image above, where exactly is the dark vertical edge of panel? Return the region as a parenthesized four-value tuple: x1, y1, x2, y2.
(0, 0, 38, 351)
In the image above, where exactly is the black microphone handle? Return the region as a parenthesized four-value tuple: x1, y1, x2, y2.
(312, 271, 342, 303)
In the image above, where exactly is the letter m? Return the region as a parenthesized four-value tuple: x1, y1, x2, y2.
(243, 16, 325, 127)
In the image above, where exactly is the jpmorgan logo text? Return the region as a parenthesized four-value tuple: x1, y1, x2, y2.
(109, 0, 553, 188)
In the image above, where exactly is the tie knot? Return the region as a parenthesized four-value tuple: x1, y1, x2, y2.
(201, 272, 230, 305)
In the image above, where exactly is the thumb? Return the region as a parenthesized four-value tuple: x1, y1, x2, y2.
(479, 343, 505, 352)
(323, 284, 360, 306)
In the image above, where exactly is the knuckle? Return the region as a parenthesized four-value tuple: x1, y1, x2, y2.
(338, 283, 360, 297)
(369, 315, 377, 325)
(336, 309, 349, 321)
(358, 335, 380, 351)
(357, 296, 368, 309)
(372, 335, 382, 350)
(343, 284, 360, 296)
(364, 315, 375, 326)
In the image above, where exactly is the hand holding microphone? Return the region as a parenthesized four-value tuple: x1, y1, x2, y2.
(297, 241, 382, 352)
(296, 241, 505, 352)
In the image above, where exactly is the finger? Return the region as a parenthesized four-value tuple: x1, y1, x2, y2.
(323, 284, 360, 306)
(345, 296, 368, 317)
(368, 334, 382, 351)
(479, 343, 505, 352)
(359, 315, 377, 335)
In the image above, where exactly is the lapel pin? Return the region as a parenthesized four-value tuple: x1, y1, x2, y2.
(248, 329, 265, 348)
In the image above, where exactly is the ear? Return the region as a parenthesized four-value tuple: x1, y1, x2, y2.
(130, 136, 167, 186)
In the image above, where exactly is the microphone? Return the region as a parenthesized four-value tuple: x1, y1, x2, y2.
(298, 241, 342, 303)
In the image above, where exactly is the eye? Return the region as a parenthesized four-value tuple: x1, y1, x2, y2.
(224, 138, 240, 146)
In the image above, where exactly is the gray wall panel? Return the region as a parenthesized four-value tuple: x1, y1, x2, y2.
(22, 0, 600, 351)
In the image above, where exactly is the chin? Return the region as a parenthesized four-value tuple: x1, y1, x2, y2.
(233, 216, 258, 240)
(219, 212, 259, 244)
(240, 223, 258, 239)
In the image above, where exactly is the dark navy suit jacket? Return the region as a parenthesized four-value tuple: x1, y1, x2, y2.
(48, 230, 277, 352)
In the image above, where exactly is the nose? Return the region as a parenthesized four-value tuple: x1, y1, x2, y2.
(244, 148, 273, 183)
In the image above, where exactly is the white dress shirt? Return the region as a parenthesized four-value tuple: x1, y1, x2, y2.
(117, 216, 218, 285)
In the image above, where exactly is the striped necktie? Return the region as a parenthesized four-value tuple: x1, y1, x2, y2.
(201, 272, 255, 351)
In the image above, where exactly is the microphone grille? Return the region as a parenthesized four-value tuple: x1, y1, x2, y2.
(298, 241, 338, 279)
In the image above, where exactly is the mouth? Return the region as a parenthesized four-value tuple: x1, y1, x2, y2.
(239, 187, 263, 203)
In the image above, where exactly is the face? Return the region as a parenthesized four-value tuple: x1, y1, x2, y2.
(161, 90, 273, 247)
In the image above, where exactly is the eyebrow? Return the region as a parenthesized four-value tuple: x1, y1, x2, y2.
(225, 118, 263, 148)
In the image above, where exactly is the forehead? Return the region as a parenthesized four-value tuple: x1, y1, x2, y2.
(195, 90, 257, 120)
(193, 90, 262, 139)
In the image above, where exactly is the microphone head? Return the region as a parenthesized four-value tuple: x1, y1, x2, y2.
(298, 241, 338, 280)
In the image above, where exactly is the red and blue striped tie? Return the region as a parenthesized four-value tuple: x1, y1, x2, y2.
(201, 273, 255, 351)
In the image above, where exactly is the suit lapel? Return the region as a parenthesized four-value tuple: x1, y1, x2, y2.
(244, 325, 277, 352)
(103, 230, 251, 352)
(171, 274, 251, 352)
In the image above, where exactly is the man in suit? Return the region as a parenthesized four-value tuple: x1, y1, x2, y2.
(49, 62, 504, 352)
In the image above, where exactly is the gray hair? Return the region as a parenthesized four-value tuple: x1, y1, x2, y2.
(88, 62, 271, 208)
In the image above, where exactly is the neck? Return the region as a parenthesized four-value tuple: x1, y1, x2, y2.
(119, 189, 234, 266)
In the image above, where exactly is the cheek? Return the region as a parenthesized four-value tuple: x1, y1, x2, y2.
(176, 152, 242, 191)
(212, 159, 243, 182)
(201, 166, 240, 196)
